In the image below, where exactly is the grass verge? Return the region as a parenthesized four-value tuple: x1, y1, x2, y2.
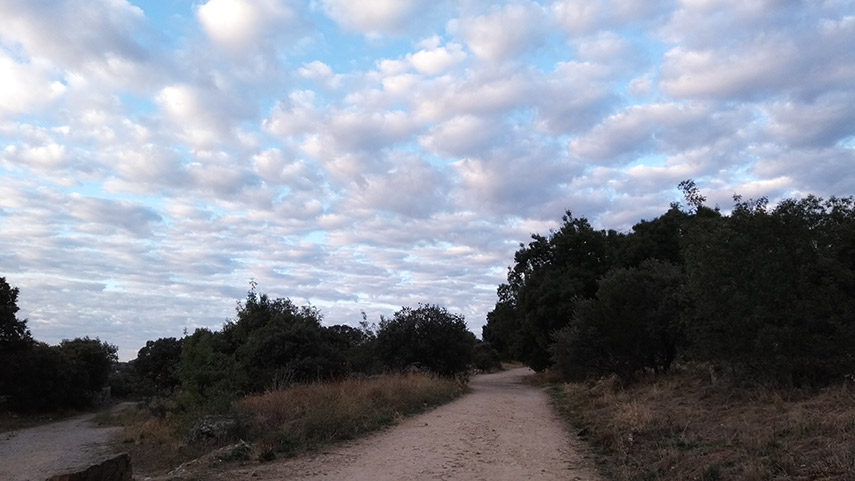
(115, 372, 467, 476)
(238, 373, 467, 459)
(543, 365, 855, 481)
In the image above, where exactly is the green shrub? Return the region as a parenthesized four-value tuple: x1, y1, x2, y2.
(376, 304, 475, 376)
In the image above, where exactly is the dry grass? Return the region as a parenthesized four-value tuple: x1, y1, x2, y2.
(238, 373, 467, 458)
(547, 365, 855, 480)
(116, 373, 466, 475)
(94, 403, 196, 475)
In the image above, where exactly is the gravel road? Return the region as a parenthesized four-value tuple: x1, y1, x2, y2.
(190, 367, 602, 481)
(0, 406, 127, 481)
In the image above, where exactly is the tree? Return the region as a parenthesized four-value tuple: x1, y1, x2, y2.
(1, 277, 35, 403)
(176, 288, 357, 409)
(484, 212, 617, 371)
(0, 277, 32, 348)
(3, 342, 73, 412)
(376, 304, 475, 376)
(59, 337, 119, 407)
(226, 291, 346, 389)
(617, 206, 690, 268)
(678, 179, 707, 213)
(682, 195, 855, 386)
(481, 287, 520, 361)
(551, 259, 684, 383)
(134, 337, 183, 394)
(325, 322, 380, 374)
(176, 327, 245, 411)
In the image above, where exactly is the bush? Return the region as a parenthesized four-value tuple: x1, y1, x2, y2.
(134, 337, 183, 395)
(375, 304, 475, 376)
(3, 342, 73, 412)
(683, 195, 855, 386)
(471, 341, 502, 372)
(551, 260, 683, 383)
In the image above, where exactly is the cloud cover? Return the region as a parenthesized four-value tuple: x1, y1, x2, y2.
(0, 0, 853, 359)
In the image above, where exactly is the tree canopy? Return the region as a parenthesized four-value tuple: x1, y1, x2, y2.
(485, 181, 855, 387)
(376, 304, 475, 376)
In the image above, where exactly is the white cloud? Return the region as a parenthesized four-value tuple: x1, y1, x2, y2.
(532, 60, 618, 134)
(659, 1, 855, 100)
(407, 41, 466, 75)
(317, 0, 434, 36)
(454, 2, 549, 63)
(552, 0, 667, 37)
(419, 115, 502, 158)
(298, 60, 341, 88)
(658, 41, 793, 99)
(0, 54, 66, 117)
(344, 155, 451, 218)
(764, 93, 855, 148)
(265, 90, 322, 138)
(252, 148, 322, 191)
(67, 194, 162, 236)
(452, 140, 578, 218)
(568, 102, 752, 163)
(0, 0, 147, 68)
(155, 83, 254, 150)
(196, 0, 304, 54)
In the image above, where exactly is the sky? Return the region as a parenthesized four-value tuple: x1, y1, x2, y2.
(1, 0, 853, 361)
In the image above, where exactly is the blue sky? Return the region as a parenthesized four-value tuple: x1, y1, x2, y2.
(1, 0, 853, 360)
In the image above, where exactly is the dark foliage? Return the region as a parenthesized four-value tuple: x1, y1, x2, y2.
(471, 340, 502, 372)
(0, 277, 32, 348)
(551, 260, 684, 383)
(0, 278, 119, 412)
(175, 290, 384, 410)
(2, 338, 117, 412)
(134, 337, 183, 395)
(683, 195, 855, 386)
(489, 212, 617, 371)
(59, 337, 119, 405)
(375, 304, 475, 376)
(487, 181, 855, 387)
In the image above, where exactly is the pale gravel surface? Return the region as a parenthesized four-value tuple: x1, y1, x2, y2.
(189, 367, 602, 481)
(0, 406, 127, 481)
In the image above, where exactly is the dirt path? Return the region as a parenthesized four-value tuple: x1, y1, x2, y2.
(0, 405, 129, 481)
(194, 368, 602, 481)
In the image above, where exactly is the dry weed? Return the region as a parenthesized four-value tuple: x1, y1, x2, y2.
(237, 373, 466, 457)
(551, 364, 855, 481)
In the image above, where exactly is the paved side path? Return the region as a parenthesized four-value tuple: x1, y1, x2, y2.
(211, 368, 602, 481)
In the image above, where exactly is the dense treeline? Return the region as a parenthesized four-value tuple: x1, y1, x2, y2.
(484, 181, 855, 387)
(170, 291, 479, 411)
(2, 275, 486, 413)
(0, 277, 118, 412)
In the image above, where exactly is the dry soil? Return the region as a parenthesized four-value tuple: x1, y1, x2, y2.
(1, 369, 602, 481)
(0, 405, 127, 481)
(181, 367, 602, 481)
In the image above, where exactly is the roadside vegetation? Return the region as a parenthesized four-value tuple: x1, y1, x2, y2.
(486, 180, 855, 480)
(2, 273, 493, 475)
(0, 276, 118, 415)
(106, 371, 467, 475)
(543, 366, 855, 480)
(485, 181, 855, 388)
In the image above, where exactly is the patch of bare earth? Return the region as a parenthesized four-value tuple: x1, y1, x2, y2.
(0, 404, 132, 481)
(159, 368, 602, 481)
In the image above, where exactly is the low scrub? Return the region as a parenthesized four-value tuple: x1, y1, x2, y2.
(545, 365, 855, 480)
(117, 372, 466, 476)
(238, 373, 467, 458)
